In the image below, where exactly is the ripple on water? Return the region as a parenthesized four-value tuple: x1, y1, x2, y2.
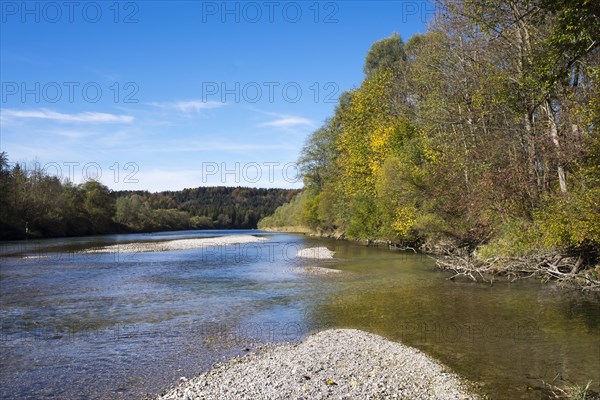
(1, 231, 599, 399)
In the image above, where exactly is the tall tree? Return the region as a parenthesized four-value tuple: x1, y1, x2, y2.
(364, 33, 406, 77)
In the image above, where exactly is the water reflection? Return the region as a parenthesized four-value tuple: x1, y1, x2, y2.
(310, 238, 600, 399)
(1, 232, 598, 399)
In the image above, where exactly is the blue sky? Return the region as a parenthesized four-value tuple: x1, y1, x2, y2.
(1, 1, 432, 191)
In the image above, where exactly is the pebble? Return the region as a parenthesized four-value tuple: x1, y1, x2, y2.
(156, 329, 480, 399)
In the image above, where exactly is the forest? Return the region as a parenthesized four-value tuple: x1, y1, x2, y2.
(258, 0, 600, 288)
(0, 153, 298, 240)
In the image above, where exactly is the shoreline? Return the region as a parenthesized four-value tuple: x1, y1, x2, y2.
(156, 328, 480, 400)
(259, 226, 313, 234)
(265, 227, 600, 291)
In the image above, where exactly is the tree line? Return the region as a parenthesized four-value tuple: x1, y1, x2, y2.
(0, 153, 299, 240)
(259, 0, 599, 283)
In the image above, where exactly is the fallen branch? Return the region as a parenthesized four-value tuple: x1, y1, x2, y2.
(433, 248, 600, 291)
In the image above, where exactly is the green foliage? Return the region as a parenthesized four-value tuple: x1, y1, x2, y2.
(257, 191, 309, 229)
(537, 0, 600, 87)
(536, 188, 600, 250)
(376, 156, 419, 240)
(364, 32, 406, 77)
(298, 118, 340, 191)
(337, 68, 401, 197)
(115, 194, 157, 231)
(133, 186, 298, 229)
(477, 220, 542, 259)
(81, 180, 115, 232)
(316, 181, 344, 231)
(301, 191, 321, 229)
(259, 0, 599, 271)
(346, 191, 382, 240)
(535, 130, 600, 252)
(0, 153, 298, 239)
(0, 159, 121, 239)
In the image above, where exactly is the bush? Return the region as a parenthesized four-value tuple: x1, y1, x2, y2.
(477, 219, 542, 259)
(535, 188, 600, 251)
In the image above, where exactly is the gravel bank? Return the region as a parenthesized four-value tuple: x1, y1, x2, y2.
(296, 265, 343, 275)
(83, 235, 269, 253)
(157, 329, 479, 400)
(296, 247, 335, 259)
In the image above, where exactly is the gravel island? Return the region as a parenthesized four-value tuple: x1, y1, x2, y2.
(157, 329, 479, 400)
(83, 235, 269, 253)
(296, 247, 336, 259)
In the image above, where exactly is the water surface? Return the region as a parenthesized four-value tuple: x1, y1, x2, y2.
(1, 231, 598, 399)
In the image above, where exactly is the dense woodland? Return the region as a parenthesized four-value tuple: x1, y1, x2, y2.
(259, 0, 600, 287)
(116, 187, 299, 231)
(0, 154, 298, 239)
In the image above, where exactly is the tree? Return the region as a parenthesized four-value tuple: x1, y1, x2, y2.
(81, 180, 115, 233)
(364, 33, 406, 77)
(260, 0, 599, 275)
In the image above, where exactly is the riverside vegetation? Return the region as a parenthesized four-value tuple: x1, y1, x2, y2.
(259, 0, 600, 290)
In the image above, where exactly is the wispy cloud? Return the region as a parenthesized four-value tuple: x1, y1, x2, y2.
(148, 100, 226, 113)
(258, 115, 314, 129)
(1, 109, 134, 123)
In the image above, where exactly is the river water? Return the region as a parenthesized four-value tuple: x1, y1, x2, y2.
(1, 230, 598, 399)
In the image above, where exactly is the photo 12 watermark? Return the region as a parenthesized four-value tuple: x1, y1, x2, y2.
(0, 319, 308, 344)
(201, 162, 301, 185)
(6, 160, 140, 184)
(0, 240, 335, 268)
(399, 1, 437, 23)
(200, 81, 339, 104)
(196, 241, 337, 264)
(200, 1, 339, 24)
(396, 320, 541, 344)
(196, 320, 306, 343)
(1, 1, 140, 24)
(0, 242, 144, 265)
(1, 81, 139, 104)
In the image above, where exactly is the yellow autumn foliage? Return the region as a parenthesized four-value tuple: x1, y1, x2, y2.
(392, 207, 417, 236)
(337, 68, 400, 198)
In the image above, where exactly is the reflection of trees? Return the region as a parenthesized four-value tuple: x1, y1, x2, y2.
(313, 253, 600, 398)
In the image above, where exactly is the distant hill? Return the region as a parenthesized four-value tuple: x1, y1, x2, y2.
(115, 186, 302, 230)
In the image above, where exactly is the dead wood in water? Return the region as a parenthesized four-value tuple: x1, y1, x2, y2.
(433, 248, 600, 291)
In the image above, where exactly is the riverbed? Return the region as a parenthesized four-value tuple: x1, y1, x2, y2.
(1, 230, 598, 399)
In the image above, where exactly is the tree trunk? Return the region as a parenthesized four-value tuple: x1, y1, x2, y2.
(545, 99, 567, 193)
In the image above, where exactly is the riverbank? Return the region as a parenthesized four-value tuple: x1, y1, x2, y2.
(156, 328, 480, 400)
(260, 226, 313, 234)
(264, 227, 600, 291)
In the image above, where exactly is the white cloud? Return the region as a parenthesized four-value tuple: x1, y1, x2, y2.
(148, 100, 226, 112)
(1, 109, 134, 123)
(258, 115, 314, 129)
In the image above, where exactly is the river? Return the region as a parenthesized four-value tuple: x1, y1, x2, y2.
(1, 230, 598, 399)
